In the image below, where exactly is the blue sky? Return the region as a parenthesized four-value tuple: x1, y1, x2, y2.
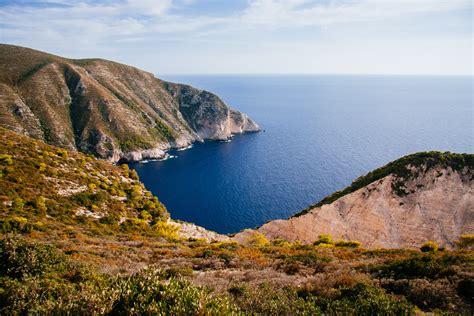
(0, 0, 472, 75)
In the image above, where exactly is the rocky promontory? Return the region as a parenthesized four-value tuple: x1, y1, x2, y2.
(0, 44, 259, 162)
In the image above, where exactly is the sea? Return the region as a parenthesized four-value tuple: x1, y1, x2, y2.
(128, 75, 473, 234)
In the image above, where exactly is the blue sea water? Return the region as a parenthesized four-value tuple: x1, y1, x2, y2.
(128, 75, 473, 234)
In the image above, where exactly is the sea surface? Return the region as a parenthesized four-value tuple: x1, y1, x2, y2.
(128, 75, 473, 234)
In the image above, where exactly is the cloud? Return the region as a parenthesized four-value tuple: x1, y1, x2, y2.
(240, 0, 473, 28)
(0, 0, 471, 74)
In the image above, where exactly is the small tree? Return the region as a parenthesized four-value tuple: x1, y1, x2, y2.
(420, 241, 438, 253)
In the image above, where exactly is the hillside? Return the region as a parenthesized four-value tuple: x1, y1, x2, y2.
(0, 128, 473, 314)
(235, 152, 474, 249)
(0, 44, 259, 162)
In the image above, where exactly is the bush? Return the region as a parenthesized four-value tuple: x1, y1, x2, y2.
(0, 154, 13, 165)
(420, 241, 438, 253)
(111, 268, 239, 314)
(229, 283, 321, 315)
(375, 254, 468, 280)
(152, 221, 179, 239)
(455, 234, 474, 249)
(319, 283, 414, 315)
(245, 232, 269, 247)
(335, 240, 361, 248)
(313, 234, 334, 246)
(0, 236, 68, 279)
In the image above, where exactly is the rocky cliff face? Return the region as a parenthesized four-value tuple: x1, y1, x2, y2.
(0, 44, 259, 162)
(235, 152, 474, 249)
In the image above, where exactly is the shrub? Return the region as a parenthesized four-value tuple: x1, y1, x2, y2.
(335, 240, 361, 248)
(0, 154, 13, 165)
(35, 196, 47, 216)
(420, 241, 438, 253)
(375, 254, 467, 280)
(319, 283, 414, 315)
(37, 162, 46, 172)
(0, 236, 68, 279)
(245, 231, 269, 247)
(129, 169, 139, 180)
(313, 234, 334, 246)
(11, 198, 24, 212)
(140, 210, 152, 221)
(110, 269, 239, 314)
(152, 221, 179, 239)
(120, 164, 129, 177)
(229, 283, 321, 315)
(455, 234, 474, 249)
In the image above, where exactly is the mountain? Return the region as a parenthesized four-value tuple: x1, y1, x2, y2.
(235, 152, 474, 249)
(0, 44, 259, 162)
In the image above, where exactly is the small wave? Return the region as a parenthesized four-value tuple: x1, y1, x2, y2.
(177, 145, 193, 151)
(139, 160, 149, 164)
(159, 154, 177, 161)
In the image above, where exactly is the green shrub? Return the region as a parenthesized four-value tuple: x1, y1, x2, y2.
(335, 240, 361, 248)
(375, 254, 469, 280)
(420, 241, 438, 253)
(11, 198, 24, 212)
(0, 154, 13, 165)
(0, 236, 68, 279)
(313, 234, 334, 246)
(245, 231, 269, 247)
(229, 283, 321, 315)
(318, 283, 414, 315)
(455, 234, 474, 249)
(111, 268, 239, 314)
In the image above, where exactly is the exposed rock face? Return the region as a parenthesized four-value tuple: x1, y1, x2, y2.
(0, 44, 259, 162)
(171, 220, 230, 242)
(235, 153, 474, 249)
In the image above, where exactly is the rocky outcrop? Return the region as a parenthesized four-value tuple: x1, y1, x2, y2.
(172, 220, 230, 242)
(234, 152, 474, 249)
(0, 44, 259, 162)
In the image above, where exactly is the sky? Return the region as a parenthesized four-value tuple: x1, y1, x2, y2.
(0, 0, 472, 75)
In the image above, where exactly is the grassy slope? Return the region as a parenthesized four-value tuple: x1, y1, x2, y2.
(0, 44, 188, 156)
(0, 128, 473, 314)
(294, 151, 474, 217)
(0, 127, 171, 237)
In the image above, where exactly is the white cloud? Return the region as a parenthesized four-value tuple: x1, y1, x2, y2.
(240, 0, 473, 28)
(0, 0, 471, 74)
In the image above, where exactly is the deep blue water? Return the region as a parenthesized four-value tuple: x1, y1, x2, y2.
(128, 75, 473, 234)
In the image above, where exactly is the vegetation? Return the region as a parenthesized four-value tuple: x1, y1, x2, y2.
(455, 234, 474, 249)
(0, 128, 472, 314)
(420, 241, 439, 253)
(295, 151, 474, 216)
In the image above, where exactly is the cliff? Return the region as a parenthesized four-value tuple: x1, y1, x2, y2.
(235, 152, 474, 249)
(0, 44, 259, 162)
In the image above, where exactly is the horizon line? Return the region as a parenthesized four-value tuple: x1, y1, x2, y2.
(158, 73, 473, 77)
